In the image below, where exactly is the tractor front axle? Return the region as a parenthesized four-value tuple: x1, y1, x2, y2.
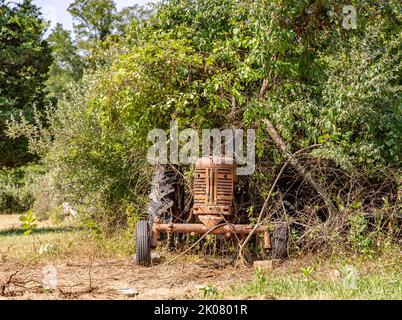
(151, 222, 271, 249)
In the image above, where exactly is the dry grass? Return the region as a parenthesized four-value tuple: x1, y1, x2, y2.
(0, 215, 251, 300)
(0, 214, 52, 231)
(0, 215, 400, 300)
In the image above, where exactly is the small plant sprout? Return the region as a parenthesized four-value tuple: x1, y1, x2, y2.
(253, 267, 269, 294)
(199, 284, 219, 299)
(300, 266, 315, 279)
(19, 210, 38, 235)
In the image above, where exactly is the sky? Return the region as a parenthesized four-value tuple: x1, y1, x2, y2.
(32, 0, 153, 33)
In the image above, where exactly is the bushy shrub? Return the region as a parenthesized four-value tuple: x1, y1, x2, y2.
(0, 164, 44, 214)
(7, 78, 151, 227)
(6, 0, 401, 251)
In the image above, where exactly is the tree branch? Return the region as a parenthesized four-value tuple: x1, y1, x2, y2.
(262, 118, 339, 219)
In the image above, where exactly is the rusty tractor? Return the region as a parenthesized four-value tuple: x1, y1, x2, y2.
(135, 156, 287, 265)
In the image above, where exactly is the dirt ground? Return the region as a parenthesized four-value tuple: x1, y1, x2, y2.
(0, 214, 253, 300)
(0, 258, 252, 300)
(1, 215, 400, 300)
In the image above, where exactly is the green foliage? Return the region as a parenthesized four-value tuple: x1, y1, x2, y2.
(80, 212, 105, 242)
(232, 268, 402, 300)
(300, 266, 315, 278)
(67, 1, 153, 66)
(114, 4, 153, 35)
(19, 209, 37, 235)
(6, 0, 401, 235)
(118, 0, 401, 171)
(0, 164, 44, 214)
(199, 284, 219, 299)
(348, 214, 375, 257)
(68, 0, 116, 43)
(7, 79, 150, 225)
(308, 29, 401, 170)
(46, 23, 83, 100)
(252, 268, 269, 296)
(0, 0, 52, 167)
(45, 3, 151, 102)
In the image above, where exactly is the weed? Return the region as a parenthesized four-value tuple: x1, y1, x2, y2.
(228, 251, 402, 299)
(348, 214, 375, 257)
(199, 284, 219, 299)
(300, 266, 315, 279)
(19, 210, 37, 235)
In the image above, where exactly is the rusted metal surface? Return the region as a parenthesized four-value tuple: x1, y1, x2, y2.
(263, 231, 272, 249)
(149, 156, 272, 252)
(150, 229, 158, 249)
(193, 157, 236, 227)
(152, 222, 271, 248)
(152, 222, 268, 235)
(197, 215, 225, 229)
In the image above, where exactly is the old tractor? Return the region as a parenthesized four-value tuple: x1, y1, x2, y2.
(135, 156, 287, 265)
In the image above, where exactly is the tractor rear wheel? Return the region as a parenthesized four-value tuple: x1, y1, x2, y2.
(271, 224, 289, 259)
(135, 220, 151, 266)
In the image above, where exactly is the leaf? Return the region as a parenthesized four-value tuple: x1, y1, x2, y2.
(350, 201, 362, 209)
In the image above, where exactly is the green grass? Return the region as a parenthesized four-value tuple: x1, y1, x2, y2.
(0, 225, 82, 237)
(0, 214, 138, 264)
(229, 273, 401, 300)
(1, 215, 400, 300)
(0, 225, 137, 265)
(225, 251, 402, 300)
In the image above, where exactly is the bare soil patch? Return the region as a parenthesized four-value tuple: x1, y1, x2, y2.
(0, 258, 253, 300)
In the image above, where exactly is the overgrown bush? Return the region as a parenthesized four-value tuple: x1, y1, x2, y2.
(6, 0, 401, 253)
(7, 78, 151, 228)
(0, 164, 44, 214)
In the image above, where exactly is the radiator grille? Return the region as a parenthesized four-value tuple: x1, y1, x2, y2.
(194, 165, 234, 209)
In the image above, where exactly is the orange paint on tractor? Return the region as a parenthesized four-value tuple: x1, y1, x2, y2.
(151, 157, 271, 251)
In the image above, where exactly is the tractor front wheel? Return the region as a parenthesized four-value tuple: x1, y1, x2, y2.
(135, 220, 151, 266)
(271, 224, 289, 259)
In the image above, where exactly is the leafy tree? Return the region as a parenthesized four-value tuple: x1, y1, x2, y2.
(8, 0, 401, 234)
(68, 0, 117, 51)
(46, 23, 84, 100)
(0, 0, 52, 167)
(114, 4, 154, 34)
(68, 0, 153, 66)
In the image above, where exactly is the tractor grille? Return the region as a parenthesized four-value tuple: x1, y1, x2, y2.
(193, 158, 235, 215)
